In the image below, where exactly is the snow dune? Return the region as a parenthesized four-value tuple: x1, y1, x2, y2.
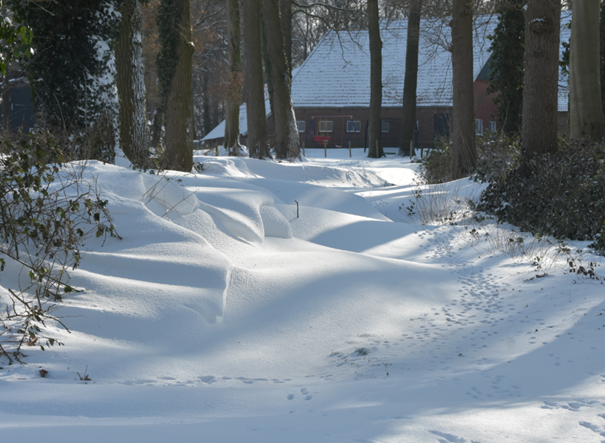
(1, 150, 604, 442)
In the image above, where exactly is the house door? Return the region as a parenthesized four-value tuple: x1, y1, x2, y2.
(433, 113, 450, 146)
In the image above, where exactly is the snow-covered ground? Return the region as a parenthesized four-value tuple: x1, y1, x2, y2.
(1, 148, 604, 442)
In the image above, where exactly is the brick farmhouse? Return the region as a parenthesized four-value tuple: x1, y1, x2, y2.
(202, 16, 571, 151)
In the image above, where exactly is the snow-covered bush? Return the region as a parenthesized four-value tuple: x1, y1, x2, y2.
(478, 138, 605, 254)
(0, 132, 118, 364)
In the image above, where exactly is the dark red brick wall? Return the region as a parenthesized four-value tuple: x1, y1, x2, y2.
(291, 106, 454, 151)
(473, 79, 499, 135)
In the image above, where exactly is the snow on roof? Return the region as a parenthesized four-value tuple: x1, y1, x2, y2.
(201, 98, 272, 142)
(201, 71, 298, 142)
(291, 17, 497, 109)
(203, 14, 571, 141)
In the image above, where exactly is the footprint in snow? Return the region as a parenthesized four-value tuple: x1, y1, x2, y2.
(301, 387, 313, 400)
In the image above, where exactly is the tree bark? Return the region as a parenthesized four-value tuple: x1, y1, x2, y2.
(487, 0, 525, 136)
(163, 0, 194, 172)
(150, 108, 163, 151)
(399, 0, 422, 157)
(367, 0, 383, 158)
(244, 0, 270, 158)
(451, 0, 475, 179)
(521, 0, 560, 166)
(279, 0, 293, 77)
(262, 0, 299, 159)
(601, 0, 605, 117)
(570, 0, 604, 140)
(116, 0, 149, 167)
(202, 72, 213, 136)
(1, 79, 9, 132)
(224, 0, 242, 154)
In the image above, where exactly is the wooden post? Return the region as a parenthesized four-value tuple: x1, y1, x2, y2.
(376, 140, 379, 158)
(349, 140, 352, 157)
(409, 140, 413, 158)
(302, 140, 305, 157)
(324, 139, 327, 158)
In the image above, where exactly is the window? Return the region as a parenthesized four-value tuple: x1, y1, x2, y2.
(297, 121, 305, 133)
(382, 121, 390, 133)
(347, 120, 361, 132)
(489, 121, 497, 133)
(475, 119, 484, 136)
(319, 120, 333, 132)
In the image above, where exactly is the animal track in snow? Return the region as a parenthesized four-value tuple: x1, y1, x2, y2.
(428, 430, 473, 443)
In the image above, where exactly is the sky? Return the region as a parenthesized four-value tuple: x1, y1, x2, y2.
(1, 147, 604, 443)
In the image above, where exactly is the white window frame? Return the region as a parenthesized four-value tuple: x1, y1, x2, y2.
(475, 119, 484, 136)
(319, 120, 333, 132)
(297, 120, 305, 133)
(347, 120, 361, 133)
(382, 121, 390, 133)
(489, 121, 497, 133)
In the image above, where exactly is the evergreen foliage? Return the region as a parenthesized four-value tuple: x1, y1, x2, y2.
(156, 0, 181, 111)
(487, 0, 526, 135)
(0, 6, 32, 76)
(478, 139, 605, 254)
(11, 0, 118, 132)
(0, 131, 118, 363)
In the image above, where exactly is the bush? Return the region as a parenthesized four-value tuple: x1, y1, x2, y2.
(0, 131, 118, 364)
(477, 138, 605, 253)
(475, 134, 521, 182)
(420, 138, 452, 184)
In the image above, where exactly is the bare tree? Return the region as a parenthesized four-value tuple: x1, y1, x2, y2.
(367, 0, 383, 158)
(570, 0, 604, 140)
(191, 1, 227, 140)
(262, 0, 299, 158)
(280, 0, 294, 76)
(116, 0, 149, 167)
(521, 0, 561, 166)
(451, 0, 476, 179)
(244, 0, 270, 158)
(158, 0, 194, 171)
(398, 0, 422, 157)
(224, 0, 241, 154)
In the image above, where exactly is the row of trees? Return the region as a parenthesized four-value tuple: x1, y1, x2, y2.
(2, 1, 603, 176)
(432, 0, 604, 179)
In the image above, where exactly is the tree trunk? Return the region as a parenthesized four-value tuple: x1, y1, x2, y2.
(570, 0, 604, 140)
(150, 108, 163, 151)
(116, 0, 149, 167)
(224, 0, 241, 154)
(521, 0, 560, 166)
(244, 0, 270, 158)
(367, 0, 383, 158)
(1, 79, 9, 132)
(162, 0, 194, 172)
(399, 0, 422, 157)
(279, 0, 293, 77)
(262, 0, 299, 159)
(601, 0, 605, 117)
(451, 0, 475, 179)
(487, 0, 525, 136)
(202, 72, 213, 136)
